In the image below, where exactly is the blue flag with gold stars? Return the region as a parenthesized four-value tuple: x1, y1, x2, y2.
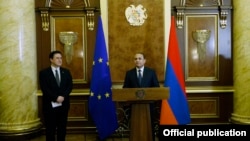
(89, 16, 118, 140)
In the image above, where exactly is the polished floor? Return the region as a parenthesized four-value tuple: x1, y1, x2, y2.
(28, 134, 130, 141)
(28, 134, 158, 141)
(29, 134, 97, 141)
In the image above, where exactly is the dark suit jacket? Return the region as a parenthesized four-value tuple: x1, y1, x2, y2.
(39, 67, 73, 113)
(123, 67, 159, 88)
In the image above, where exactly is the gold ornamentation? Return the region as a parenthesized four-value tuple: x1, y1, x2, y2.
(192, 29, 211, 63)
(43, 0, 95, 31)
(41, 11, 49, 31)
(59, 31, 78, 64)
(125, 4, 147, 26)
(135, 89, 145, 99)
(176, 0, 229, 29)
(86, 9, 95, 31)
(219, 8, 228, 29)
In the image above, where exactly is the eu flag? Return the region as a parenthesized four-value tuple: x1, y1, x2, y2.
(160, 16, 191, 125)
(89, 16, 119, 140)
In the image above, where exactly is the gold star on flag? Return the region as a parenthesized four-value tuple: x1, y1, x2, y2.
(90, 91, 94, 96)
(98, 58, 103, 63)
(105, 92, 110, 98)
(97, 94, 101, 100)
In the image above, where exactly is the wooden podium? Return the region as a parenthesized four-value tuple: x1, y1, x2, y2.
(112, 87, 169, 141)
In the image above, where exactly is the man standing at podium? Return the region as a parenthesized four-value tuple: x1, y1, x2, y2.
(123, 52, 160, 140)
(123, 52, 159, 88)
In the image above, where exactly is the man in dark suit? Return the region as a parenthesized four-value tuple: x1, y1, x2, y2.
(39, 50, 73, 141)
(123, 52, 160, 140)
(123, 52, 159, 88)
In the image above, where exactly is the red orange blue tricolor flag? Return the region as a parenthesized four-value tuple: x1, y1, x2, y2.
(160, 16, 191, 125)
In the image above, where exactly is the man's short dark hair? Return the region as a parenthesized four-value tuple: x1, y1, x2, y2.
(49, 50, 62, 59)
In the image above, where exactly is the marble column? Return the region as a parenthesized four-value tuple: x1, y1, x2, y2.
(231, 0, 250, 124)
(0, 0, 41, 135)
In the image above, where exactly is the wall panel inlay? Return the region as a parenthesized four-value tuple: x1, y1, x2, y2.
(185, 15, 218, 81)
(35, 0, 100, 133)
(189, 97, 219, 118)
(51, 15, 88, 84)
(68, 100, 88, 120)
(172, 0, 233, 124)
(108, 0, 165, 83)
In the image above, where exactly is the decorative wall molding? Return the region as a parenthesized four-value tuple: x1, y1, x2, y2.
(41, 10, 49, 31)
(36, 0, 99, 31)
(175, 0, 232, 29)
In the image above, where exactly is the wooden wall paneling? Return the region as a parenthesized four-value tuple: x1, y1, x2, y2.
(35, 0, 101, 89)
(50, 15, 87, 84)
(176, 9, 232, 86)
(185, 14, 218, 81)
(37, 93, 97, 133)
(36, 11, 99, 89)
(67, 95, 96, 133)
(189, 97, 220, 118)
(188, 92, 233, 124)
(35, 0, 101, 133)
(171, 0, 233, 124)
(108, 0, 165, 84)
(172, 0, 233, 86)
(35, 0, 100, 8)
